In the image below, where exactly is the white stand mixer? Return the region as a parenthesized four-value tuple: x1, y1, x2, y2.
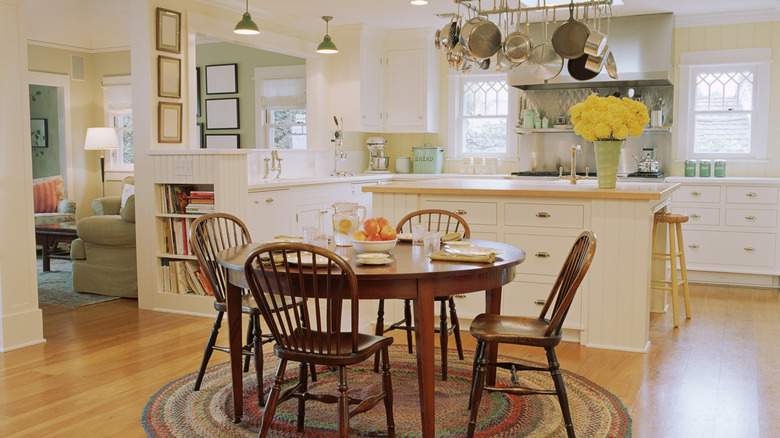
(365, 137, 391, 173)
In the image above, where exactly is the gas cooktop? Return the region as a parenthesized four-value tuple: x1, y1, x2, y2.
(511, 171, 596, 177)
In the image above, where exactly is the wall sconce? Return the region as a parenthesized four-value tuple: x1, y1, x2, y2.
(316, 16, 338, 54)
(234, 0, 260, 35)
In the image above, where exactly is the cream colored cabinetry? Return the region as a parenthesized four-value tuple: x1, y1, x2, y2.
(246, 189, 291, 239)
(667, 177, 780, 283)
(331, 27, 439, 133)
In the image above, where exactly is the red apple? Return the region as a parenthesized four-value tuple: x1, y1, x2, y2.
(377, 217, 390, 228)
(351, 230, 368, 241)
(379, 225, 397, 241)
(366, 234, 382, 241)
(363, 218, 381, 236)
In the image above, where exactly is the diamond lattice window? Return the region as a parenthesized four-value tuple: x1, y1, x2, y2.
(693, 70, 753, 154)
(461, 80, 508, 154)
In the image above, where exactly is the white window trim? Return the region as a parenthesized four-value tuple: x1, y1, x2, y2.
(677, 48, 771, 162)
(102, 75, 133, 172)
(447, 72, 518, 160)
(254, 65, 306, 149)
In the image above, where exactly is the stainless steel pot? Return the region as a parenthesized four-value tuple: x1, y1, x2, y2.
(460, 16, 502, 59)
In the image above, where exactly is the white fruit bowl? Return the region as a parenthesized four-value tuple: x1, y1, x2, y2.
(350, 238, 397, 253)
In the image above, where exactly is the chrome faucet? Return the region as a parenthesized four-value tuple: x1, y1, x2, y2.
(559, 144, 589, 184)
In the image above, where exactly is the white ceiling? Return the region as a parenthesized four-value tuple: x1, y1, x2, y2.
(25, 0, 780, 51)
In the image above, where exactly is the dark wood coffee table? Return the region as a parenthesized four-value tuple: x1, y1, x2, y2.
(35, 221, 78, 271)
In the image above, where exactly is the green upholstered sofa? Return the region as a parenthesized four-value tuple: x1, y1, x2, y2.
(70, 177, 137, 298)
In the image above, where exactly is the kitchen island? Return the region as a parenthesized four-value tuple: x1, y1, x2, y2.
(365, 177, 680, 352)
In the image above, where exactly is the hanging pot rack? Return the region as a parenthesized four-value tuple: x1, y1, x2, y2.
(453, 0, 614, 18)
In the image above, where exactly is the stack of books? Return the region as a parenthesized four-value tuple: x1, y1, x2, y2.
(184, 190, 215, 215)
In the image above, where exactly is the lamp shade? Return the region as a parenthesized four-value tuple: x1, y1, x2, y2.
(316, 36, 338, 54)
(234, 12, 260, 35)
(84, 127, 119, 151)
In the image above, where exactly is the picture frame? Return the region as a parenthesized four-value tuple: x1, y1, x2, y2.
(31, 118, 48, 148)
(197, 123, 204, 148)
(205, 134, 240, 149)
(156, 8, 181, 53)
(158, 56, 181, 98)
(205, 98, 239, 130)
(205, 63, 238, 95)
(158, 102, 182, 143)
(196, 67, 202, 117)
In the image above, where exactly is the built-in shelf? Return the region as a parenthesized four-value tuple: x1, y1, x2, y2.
(514, 126, 672, 134)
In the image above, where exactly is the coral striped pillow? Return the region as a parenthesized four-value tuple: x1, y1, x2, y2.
(33, 175, 64, 213)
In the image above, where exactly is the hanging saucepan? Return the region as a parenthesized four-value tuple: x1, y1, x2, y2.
(440, 18, 460, 53)
(551, 1, 590, 59)
(526, 43, 563, 81)
(434, 29, 442, 51)
(460, 16, 502, 60)
(476, 56, 491, 70)
(605, 51, 618, 79)
(503, 10, 533, 63)
(583, 4, 606, 57)
(567, 53, 599, 81)
(451, 41, 466, 70)
(585, 44, 608, 73)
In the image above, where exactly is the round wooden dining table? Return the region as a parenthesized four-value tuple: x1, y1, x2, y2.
(217, 239, 525, 437)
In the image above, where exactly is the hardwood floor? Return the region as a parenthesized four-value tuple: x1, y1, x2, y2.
(0, 283, 778, 437)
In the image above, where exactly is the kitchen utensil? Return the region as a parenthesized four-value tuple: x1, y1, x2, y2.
(584, 44, 608, 73)
(567, 53, 599, 80)
(460, 15, 502, 59)
(650, 98, 664, 127)
(605, 50, 618, 79)
(527, 43, 563, 81)
(440, 18, 459, 53)
(434, 29, 442, 50)
(503, 10, 532, 63)
(583, 4, 606, 56)
(552, 1, 590, 59)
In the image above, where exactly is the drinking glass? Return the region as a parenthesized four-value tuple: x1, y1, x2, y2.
(424, 231, 443, 255)
(411, 223, 426, 246)
(311, 233, 328, 249)
(302, 225, 319, 244)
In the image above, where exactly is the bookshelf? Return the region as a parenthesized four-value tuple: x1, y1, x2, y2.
(150, 150, 250, 316)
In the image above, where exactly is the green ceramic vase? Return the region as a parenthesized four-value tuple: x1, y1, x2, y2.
(594, 140, 623, 189)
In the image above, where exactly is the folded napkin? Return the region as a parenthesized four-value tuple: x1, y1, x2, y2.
(429, 251, 495, 263)
(273, 235, 303, 240)
(441, 232, 462, 242)
(258, 254, 286, 267)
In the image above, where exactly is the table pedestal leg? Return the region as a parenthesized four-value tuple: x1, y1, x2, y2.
(412, 278, 436, 438)
(226, 282, 244, 422)
(485, 286, 502, 385)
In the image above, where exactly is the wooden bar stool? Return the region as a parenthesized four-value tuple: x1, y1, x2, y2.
(651, 212, 692, 327)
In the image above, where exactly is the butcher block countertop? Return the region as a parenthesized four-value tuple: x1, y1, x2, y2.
(364, 177, 680, 200)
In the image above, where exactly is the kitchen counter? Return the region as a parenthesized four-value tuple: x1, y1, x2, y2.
(364, 177, 680, 200)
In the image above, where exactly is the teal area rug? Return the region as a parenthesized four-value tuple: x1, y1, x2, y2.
(143, 345, 632, 437)
(37, 256, 119, 307)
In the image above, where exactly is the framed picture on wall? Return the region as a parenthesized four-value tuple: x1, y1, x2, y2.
(196, 67, 202, 117)
(205, 134, 240, 149)
(156, 8, 181, 53)
(158, 56, 181, 98)
(205, 98, 239, 130)
(197, 123, 204, 148)
(158, 102, 182, 143)
(31, 118, 48, 148)
(205, 63, 238, 94)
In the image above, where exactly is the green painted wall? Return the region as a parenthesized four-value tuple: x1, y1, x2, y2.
(29, 85, 60, 179)
(195, 42, 304, 149)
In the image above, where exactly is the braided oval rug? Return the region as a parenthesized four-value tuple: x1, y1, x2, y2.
(143, 345, 631, 437)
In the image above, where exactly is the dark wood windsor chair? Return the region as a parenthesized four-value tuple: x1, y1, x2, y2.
(374, 209, 470, 380)
(244, 243, 395, 438)
(466, 230, 597, 438)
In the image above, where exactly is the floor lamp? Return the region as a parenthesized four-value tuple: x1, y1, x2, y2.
(84, 127, 119, 196)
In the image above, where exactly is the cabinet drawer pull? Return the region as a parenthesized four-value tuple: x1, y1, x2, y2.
(535, 252, 551, 258)
(688, 244, 700, 249)
(744, 247, 756, 252)
(745, 215, 757, 220)
(536, 212, 551, 218)
(690, 213, 701, 219)
(266, 198, 274, 203)
(534, 299, 547, 306)
(746, 192, 758, 198)
(691, 191, 702, 196)
(454, 209, 467, 215)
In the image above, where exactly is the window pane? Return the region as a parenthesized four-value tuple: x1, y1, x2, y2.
(694, 112, 751, 153)
(464, 118, 506, 153)
(695, 71, 753, 111)
(269, 125, 307, 149)
(121, 129, 134, 164)
(463, 81, 508, 116)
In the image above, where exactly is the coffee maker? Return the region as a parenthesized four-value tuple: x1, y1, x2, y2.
(365, 137, 390, 173)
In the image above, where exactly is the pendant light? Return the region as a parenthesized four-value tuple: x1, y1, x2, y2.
(234, 0, 260, 35)
(410, 0, 429, 4)
(316, 16, 338, 54)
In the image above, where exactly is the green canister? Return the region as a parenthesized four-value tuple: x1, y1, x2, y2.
(714, 160, 726, 177)
(699, 160, 712, 177)
(685, 160, 696, 177)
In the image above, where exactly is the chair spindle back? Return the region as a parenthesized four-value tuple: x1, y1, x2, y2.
(395, 209, 471, 238)
(190, 213, 252, 303)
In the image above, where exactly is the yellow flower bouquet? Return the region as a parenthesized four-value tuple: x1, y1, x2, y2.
(569, 94, 650, 142)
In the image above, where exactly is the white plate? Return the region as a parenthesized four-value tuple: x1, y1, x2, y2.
(286, 252, 331, 266)
(443, 246, 504, 256)
(397, 233, 413, 241)
(444, 241, 473, 247)
(356, 253, 393, 265)
(261, 237, 304, 244)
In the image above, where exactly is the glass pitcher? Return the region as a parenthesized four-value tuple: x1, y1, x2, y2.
(331, 201, 367, 246)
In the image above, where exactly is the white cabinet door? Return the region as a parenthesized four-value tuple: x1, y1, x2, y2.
(247, 189, 291, 240)
(384, 47, 425, 130)
(360, 42, 383, 130)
